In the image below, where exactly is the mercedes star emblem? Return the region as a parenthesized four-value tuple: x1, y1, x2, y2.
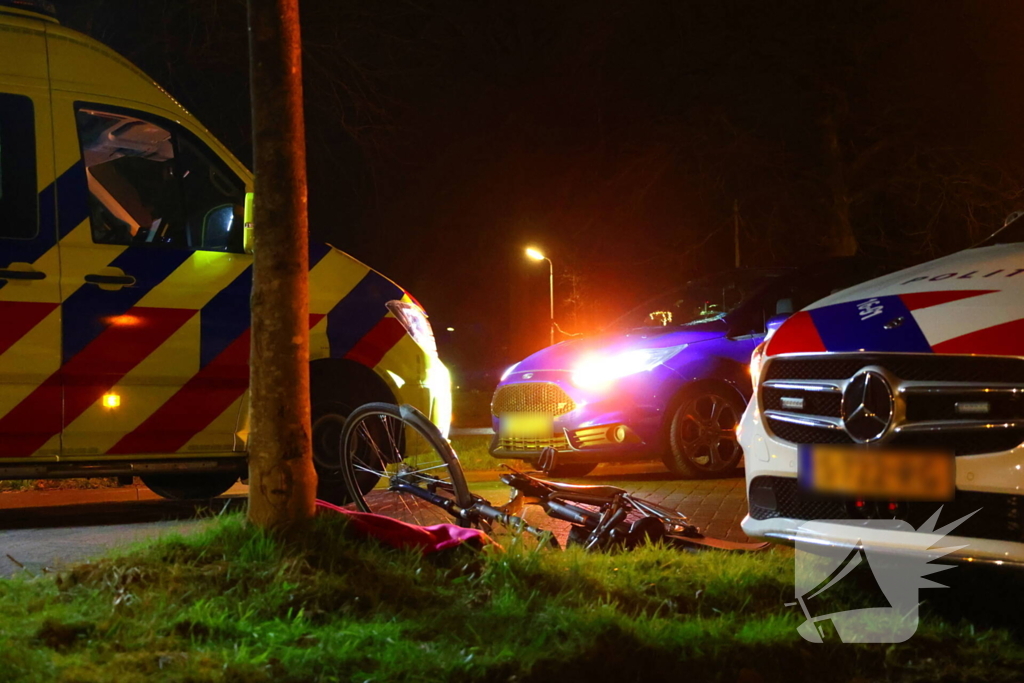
(841, 370, 894, 442)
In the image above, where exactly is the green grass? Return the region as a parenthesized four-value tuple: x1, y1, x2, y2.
(2, 513, 1023, 682)
(449, 434, 524, 473)
(453, 389, 492, 428)
(450, 434, 529, 472)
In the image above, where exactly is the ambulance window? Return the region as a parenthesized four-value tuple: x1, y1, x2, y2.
(177, 132, 245, 252)
(0, 94, 37, 240)
(74, 106, 188, 249)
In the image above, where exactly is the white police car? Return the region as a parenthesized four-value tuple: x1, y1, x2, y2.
(740, 215, 1024, 566)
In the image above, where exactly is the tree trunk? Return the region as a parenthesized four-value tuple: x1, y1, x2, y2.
(246, 0, 317, 533)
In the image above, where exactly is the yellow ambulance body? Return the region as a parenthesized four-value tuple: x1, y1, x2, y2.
(0, 2, 450, 501)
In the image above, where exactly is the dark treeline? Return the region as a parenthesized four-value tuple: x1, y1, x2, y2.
(61, 0, 1024, 377)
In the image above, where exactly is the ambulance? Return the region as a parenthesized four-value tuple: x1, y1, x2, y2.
(741, 214, 1024, 566)
(0, 1, 451, 502)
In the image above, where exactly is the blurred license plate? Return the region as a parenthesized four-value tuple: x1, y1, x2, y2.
(799, 445, 954, 501)
(500, 413, 553, 439)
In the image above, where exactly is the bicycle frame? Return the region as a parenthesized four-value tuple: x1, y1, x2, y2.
(390, 477, 557, 543)
(389, 466, 704, 550)
(342, 403, 767, 552)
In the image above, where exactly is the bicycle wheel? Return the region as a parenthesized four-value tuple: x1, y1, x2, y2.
(340, 403, 474, 527)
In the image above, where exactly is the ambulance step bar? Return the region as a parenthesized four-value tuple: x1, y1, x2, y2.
(0, 457, 247, 480)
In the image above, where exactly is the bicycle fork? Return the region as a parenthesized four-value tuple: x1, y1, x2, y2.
(391, 482, 557, 546)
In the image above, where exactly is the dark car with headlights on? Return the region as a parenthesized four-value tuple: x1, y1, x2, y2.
(490, 261, 878, 478)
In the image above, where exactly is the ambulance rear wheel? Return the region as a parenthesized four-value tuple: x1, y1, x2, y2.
(141, 471, 240, 500)
(310, 360, 395, 505)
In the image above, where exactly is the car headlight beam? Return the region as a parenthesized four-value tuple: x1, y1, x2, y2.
(572, 345, 687, 390)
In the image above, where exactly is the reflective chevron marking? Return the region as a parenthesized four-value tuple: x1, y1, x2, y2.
(1, 159, 419, 457)
(0, 375, 61, 458)
(345, 316, 408, 369)
(765, 311, 825, 356)
(0, 306, 61, 422)
(309, 240, 331, 269)
(199, 265, 252, 369)
(60, 315, 201, 455)
(56, 159, 90, 239)
(61, 247, 192, 364)
(107, 328, 251, 455)
(0, 159, 87, 292)
(898, 289, 997, 311)
(109, 314, 326, 455)
(932, 317, 1024, 356)
(135, 251, 251, 310)
(0, 301, 58, 356)
(0, 307, 195, 457)
(767, 290, 1003, 356)
(326, 271, 404, 357)
(0, 181, 55, 295)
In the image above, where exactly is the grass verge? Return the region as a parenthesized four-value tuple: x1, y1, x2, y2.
(448, 434, 529, 472)
(453, 389, 493, 428)
(2, 513, 1023, 682)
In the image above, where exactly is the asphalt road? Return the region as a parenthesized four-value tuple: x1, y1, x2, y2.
(0, 493, 248, 577)
(0, 466, 750, 578)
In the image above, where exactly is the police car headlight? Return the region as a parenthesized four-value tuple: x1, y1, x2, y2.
(749, 340, 768, 388)
(572, 345, 687, 391)
(387, 301, 437, 356)
(749, 321, 783, 388)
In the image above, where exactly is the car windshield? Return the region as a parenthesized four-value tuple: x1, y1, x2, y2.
(611, 270, 786, 330)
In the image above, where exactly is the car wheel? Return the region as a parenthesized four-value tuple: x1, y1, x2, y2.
(141, 471, 241, 500)
(310, 361, 395, 505)
(542, 462, 598, 478)
(663, 389, 744, 479)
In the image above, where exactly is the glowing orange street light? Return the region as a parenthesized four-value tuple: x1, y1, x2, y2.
(525, 247, 554, 346)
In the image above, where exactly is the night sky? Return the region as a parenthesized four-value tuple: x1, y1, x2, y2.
(60, 0, 1024, 385)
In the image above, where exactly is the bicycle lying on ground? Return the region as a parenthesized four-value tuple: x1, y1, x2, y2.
(339, 403, 768, 552)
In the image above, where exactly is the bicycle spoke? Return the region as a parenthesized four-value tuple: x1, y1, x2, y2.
(341, 404, 470, 527)
(352, 462, 388, 477)
(356, 421, 388, 471)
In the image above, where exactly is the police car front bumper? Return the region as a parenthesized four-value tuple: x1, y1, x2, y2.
(740, 393, 1024, 568)
(742, 514, 1024, 568)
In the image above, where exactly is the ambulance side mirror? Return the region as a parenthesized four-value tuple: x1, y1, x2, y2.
(243, 192, 255, 255)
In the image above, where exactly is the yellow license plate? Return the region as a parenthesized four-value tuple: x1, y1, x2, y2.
(499, 413, 554, 439)
(799, 445, 954, 501)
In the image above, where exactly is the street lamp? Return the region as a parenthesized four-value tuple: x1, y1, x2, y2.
(526, 247, 554, 346)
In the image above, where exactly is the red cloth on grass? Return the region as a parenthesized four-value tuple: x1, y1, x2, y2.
(315, 500, 490, 553)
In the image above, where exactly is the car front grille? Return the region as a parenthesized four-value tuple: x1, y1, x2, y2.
(766, 418, 854, 445)
(491, 382, 576, 417)
(749, 475, 1024, 545)
(495, 434, 570, 452)
(764, 355, 1024, 384)
(761, 353, 1024, 456)
(763, 386, 842, 417)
